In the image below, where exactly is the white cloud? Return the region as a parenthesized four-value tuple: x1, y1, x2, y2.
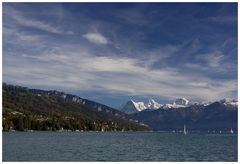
(199, 51, 224, 68)
(83, 32, 108, 45)
(15, 15, 62, 34)
(3, 6, 71, 35)
(3, 5, 237, 102)
(3, 42, 237, 102)
(185, 50, 237, 75)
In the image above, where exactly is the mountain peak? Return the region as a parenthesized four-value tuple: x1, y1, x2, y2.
(219, 99, 238, 107)
(121, 99, 146, 114)
(147, 99, 162, 110)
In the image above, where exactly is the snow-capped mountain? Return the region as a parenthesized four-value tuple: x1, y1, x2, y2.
(121, 99, 146, 114)
(121, 98, 162, 114)
(219, 99, 238, 107)
(121, 98, 190, 113)
(121, 97, 238, 114)
(161, 103, 186, 109)
(146, 99, 162, 110)
(161, 98, 190, 109)
(129, 100, 238, 131)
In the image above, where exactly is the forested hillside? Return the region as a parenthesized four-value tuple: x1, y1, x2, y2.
(2, 83, 149, 131)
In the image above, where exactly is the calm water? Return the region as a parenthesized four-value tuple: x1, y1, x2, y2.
(2, 131, 237, 161)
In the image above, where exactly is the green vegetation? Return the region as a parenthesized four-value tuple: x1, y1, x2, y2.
(3, 84, 149, 132)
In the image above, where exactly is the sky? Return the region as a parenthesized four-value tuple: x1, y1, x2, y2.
(3, 3, 238, 108)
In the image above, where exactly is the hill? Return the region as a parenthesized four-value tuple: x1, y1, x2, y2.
(2, 83, 149, 132)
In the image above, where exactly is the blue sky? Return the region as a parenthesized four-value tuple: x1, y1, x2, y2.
(3, 3, 238, 108)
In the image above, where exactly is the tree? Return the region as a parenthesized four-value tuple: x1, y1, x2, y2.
(23, 116, 31, 130)
(16, 116, 24, 131)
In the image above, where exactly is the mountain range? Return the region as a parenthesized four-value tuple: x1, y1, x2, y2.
(121, 98, 237, 114)
(122, 98, 237, 131)
(2, 83, 238, 132)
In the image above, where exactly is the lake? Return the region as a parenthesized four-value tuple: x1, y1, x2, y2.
(2, 131, 237, 161)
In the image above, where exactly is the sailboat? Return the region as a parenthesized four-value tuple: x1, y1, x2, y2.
(230, 128, 234, 134)
(183, 124, 187, 135)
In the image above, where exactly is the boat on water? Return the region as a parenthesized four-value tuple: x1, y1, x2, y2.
(183, 124, 187, 135)
(230, 128, 234, 134)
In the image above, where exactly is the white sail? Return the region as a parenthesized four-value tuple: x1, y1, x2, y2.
(230, 128, 234, 134)
(184, 124, 187, 135)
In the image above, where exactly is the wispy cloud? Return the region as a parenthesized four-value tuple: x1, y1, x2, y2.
(14, 14, 62, 34)
(83, 32, 108, 45)
(195, 51, 224, 68)
(3, 3, 237, 106)
(3, 39, 237, 102)
(184, 50, 237, 77)
(3, 5, 72, 35)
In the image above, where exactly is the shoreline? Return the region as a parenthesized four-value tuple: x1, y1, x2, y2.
(3, 130, 238, 135)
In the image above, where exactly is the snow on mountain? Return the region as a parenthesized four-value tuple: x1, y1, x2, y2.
(121, 98, 188, 113)
(146, 99, 162, 110)
(121, 99, 162, 114)
(160, 98, 190, 109)
(161, 103, 186, 109)
(121, 97, 238, 114)
(227, 101, 238, 107)
(220, 99, 238, 107)
(121, 99, 146, 114)
(132, 100, 146, 111)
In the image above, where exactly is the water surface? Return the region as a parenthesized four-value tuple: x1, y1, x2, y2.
(2, 131, 237, 161)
